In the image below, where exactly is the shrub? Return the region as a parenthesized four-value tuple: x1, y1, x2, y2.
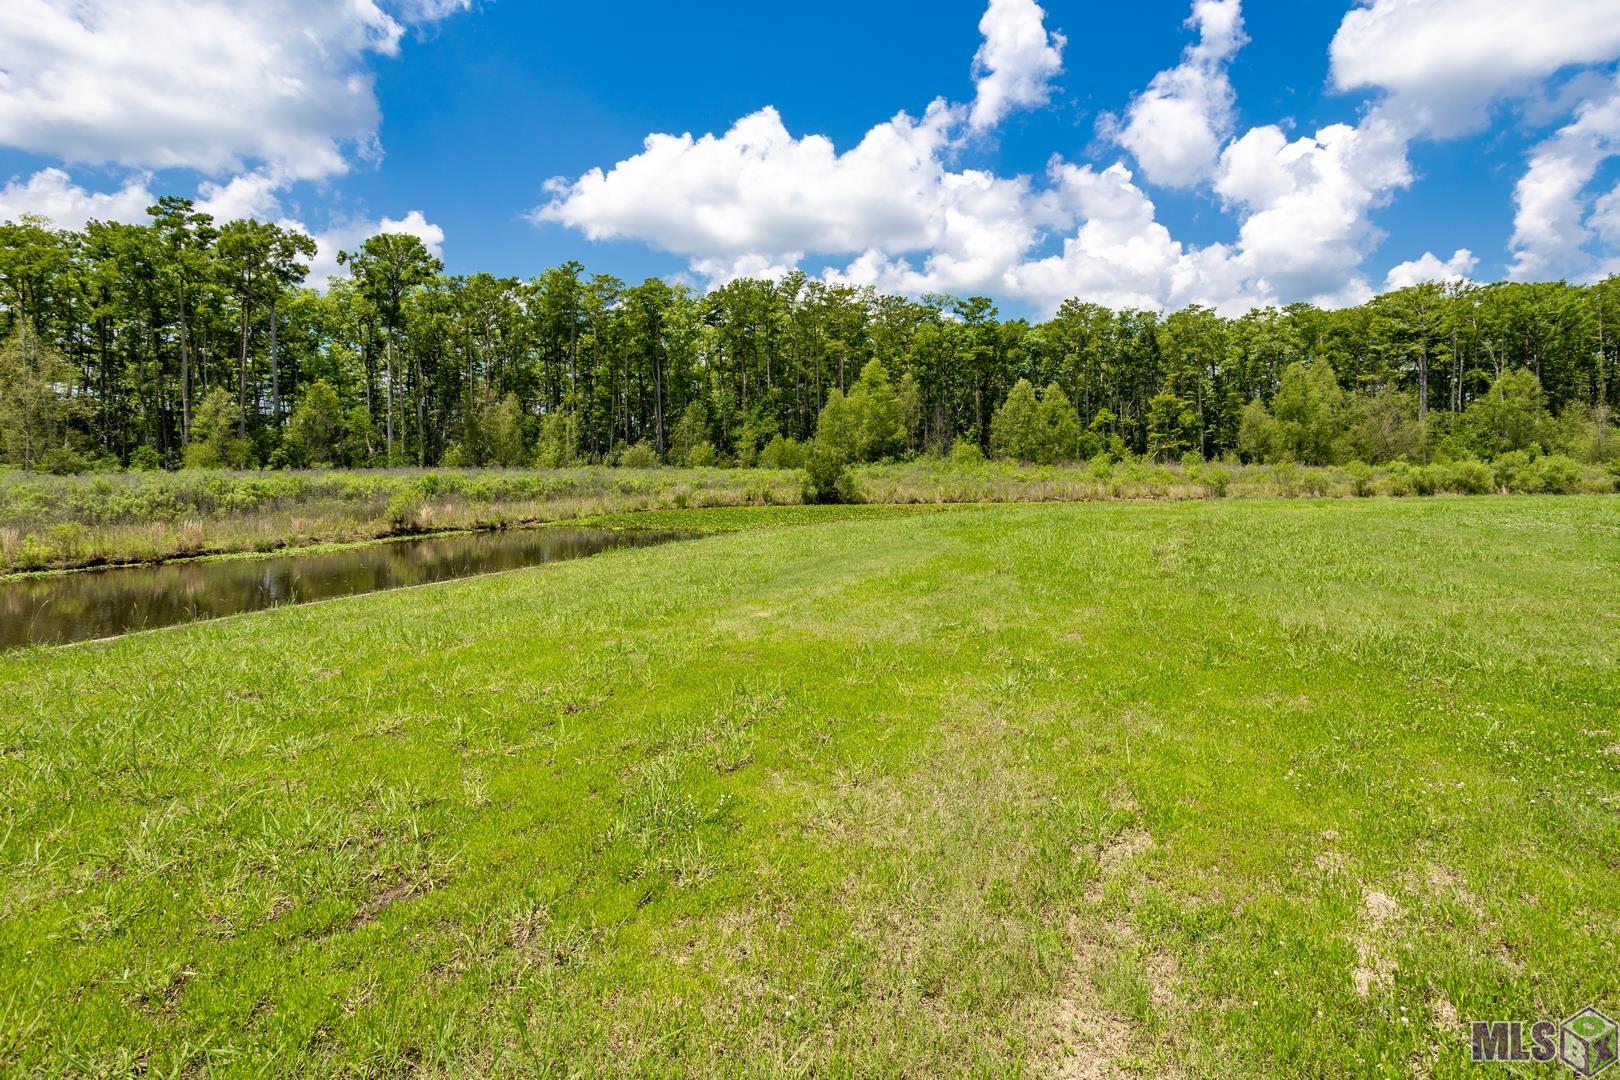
(284, 379, 345, 467)
(129, 445, 163, 472)
(184, 388, 251, 470)
(16, 533, 54, 570)
(1146, 392, 1196, 461)
(1194, 465, 1229, 498)
(1345, 460, 1375, 497)
(1383, 462, 1415, 497)
(533, 410, 580, 468)
(758, 435, 807, 470)
(1408, 465, 1440, 496)
(619, 442, 659, 469)
(385, 489, 422, 531)
(1033, 384, 1081, 464)
(1445, 459, 1494, 495)
(666, 403, 709, 465)
(1238, 400, 1286, 463)
(1492, 451, 1539, 493)
(815, 390, 855, 460)
(846, 359, 904, 462)
(948, 438, 985, 467)
(1347, 391, 1421, 463)
(1460, 369, 1551, 458)
(686, 442, 719, 468)
(1535, 454, 1581, 494)
(802, 440, 853, 504)
(37, 447, 91, 475)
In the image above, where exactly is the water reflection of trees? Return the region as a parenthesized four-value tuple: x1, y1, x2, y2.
(1, 529, 683, 649)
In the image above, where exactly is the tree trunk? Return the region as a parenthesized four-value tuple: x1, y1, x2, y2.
(1417, 342, 1430, 464)
(1197, 375, 1208, 458)
(1452, 329, 1461, 413)
(1417, 343, 1429, 424)
(384, 332, 395, 459)
(179, 283, 191, 444)
(269, 294, 280, 422)
(238, 303, 250, 439)
(416, 352, 425, 467)
(1597, 290, 1609, 408)
(653, 349, 666, 455)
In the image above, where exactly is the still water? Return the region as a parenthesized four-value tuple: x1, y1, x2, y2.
(0, 528, 687, 650)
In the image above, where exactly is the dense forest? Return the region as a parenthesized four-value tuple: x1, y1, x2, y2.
(0, 200, 1616, 474)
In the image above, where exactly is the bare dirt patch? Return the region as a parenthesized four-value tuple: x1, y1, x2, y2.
(1043, 921, 1138, 1079)
(1086, 828, 1154, 903)
(351, 881, 423, 929)
(1145, 950, 1179, 1013)
(1315, 850, 1348, 875)
(1353, 890, 1401, 998)
(1039, 826, 1170, 1075)
(1423, 863, 1484, 919)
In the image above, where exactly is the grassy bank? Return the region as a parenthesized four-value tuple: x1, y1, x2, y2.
(1, 499, 1616, 1074)
(2, 456, 1615, 574)
(0, 467, 800, 574)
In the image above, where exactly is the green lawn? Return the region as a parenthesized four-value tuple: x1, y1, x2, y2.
(2, 499, 1617, 1075)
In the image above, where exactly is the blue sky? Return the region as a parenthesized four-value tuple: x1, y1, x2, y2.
(2, 0, 1618, 317)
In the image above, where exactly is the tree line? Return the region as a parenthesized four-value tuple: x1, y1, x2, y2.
(1, 199, 1616, 473)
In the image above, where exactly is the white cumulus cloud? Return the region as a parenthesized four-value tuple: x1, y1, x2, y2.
(536, 0, 1620, 315)
(0, 168, 155, 231)
(303, 211, 447, 290)
(537, 0, 1151, 308)
(0, 0, 471, 181)
(0, 164, 445, 295)
(1592, 182, 1620, 274)
(194, 171, 286, 225)
(535, 0, 1409, 315)
(1105, 0, 1247, 188)
(1329, 2, 1620, 284)
(1509, 74, 1620, 279)
(1331, 0, 1620, 135)
(1594, 183, 1620, 255)
(1216, 109, 1414, 307)
(968, 0, 1067, 132)
(1384, 248, 1477, 289)
(393, 0, 474, 22)
(1008, 162, 1249, 313)
(535, 103, 968, 267)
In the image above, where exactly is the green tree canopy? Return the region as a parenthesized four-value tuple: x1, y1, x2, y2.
(846, 359, 903, 462)
(184, 388, 250, 469)
(991, 379, 1040, 462)
(283, 379, 344, 467)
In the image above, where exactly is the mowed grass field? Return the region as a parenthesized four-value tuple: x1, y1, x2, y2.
(1, 499, 1617, 1076)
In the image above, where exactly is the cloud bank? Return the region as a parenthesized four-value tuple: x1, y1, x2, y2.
(0, 0, 465, 287)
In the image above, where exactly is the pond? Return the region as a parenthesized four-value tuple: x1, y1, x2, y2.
(0, 527, 688, 650)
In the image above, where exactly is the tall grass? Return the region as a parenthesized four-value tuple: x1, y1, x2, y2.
(854, 455, 1614, 504)
(1, 457, 1612, 574)
(0, 468, 799, 573)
